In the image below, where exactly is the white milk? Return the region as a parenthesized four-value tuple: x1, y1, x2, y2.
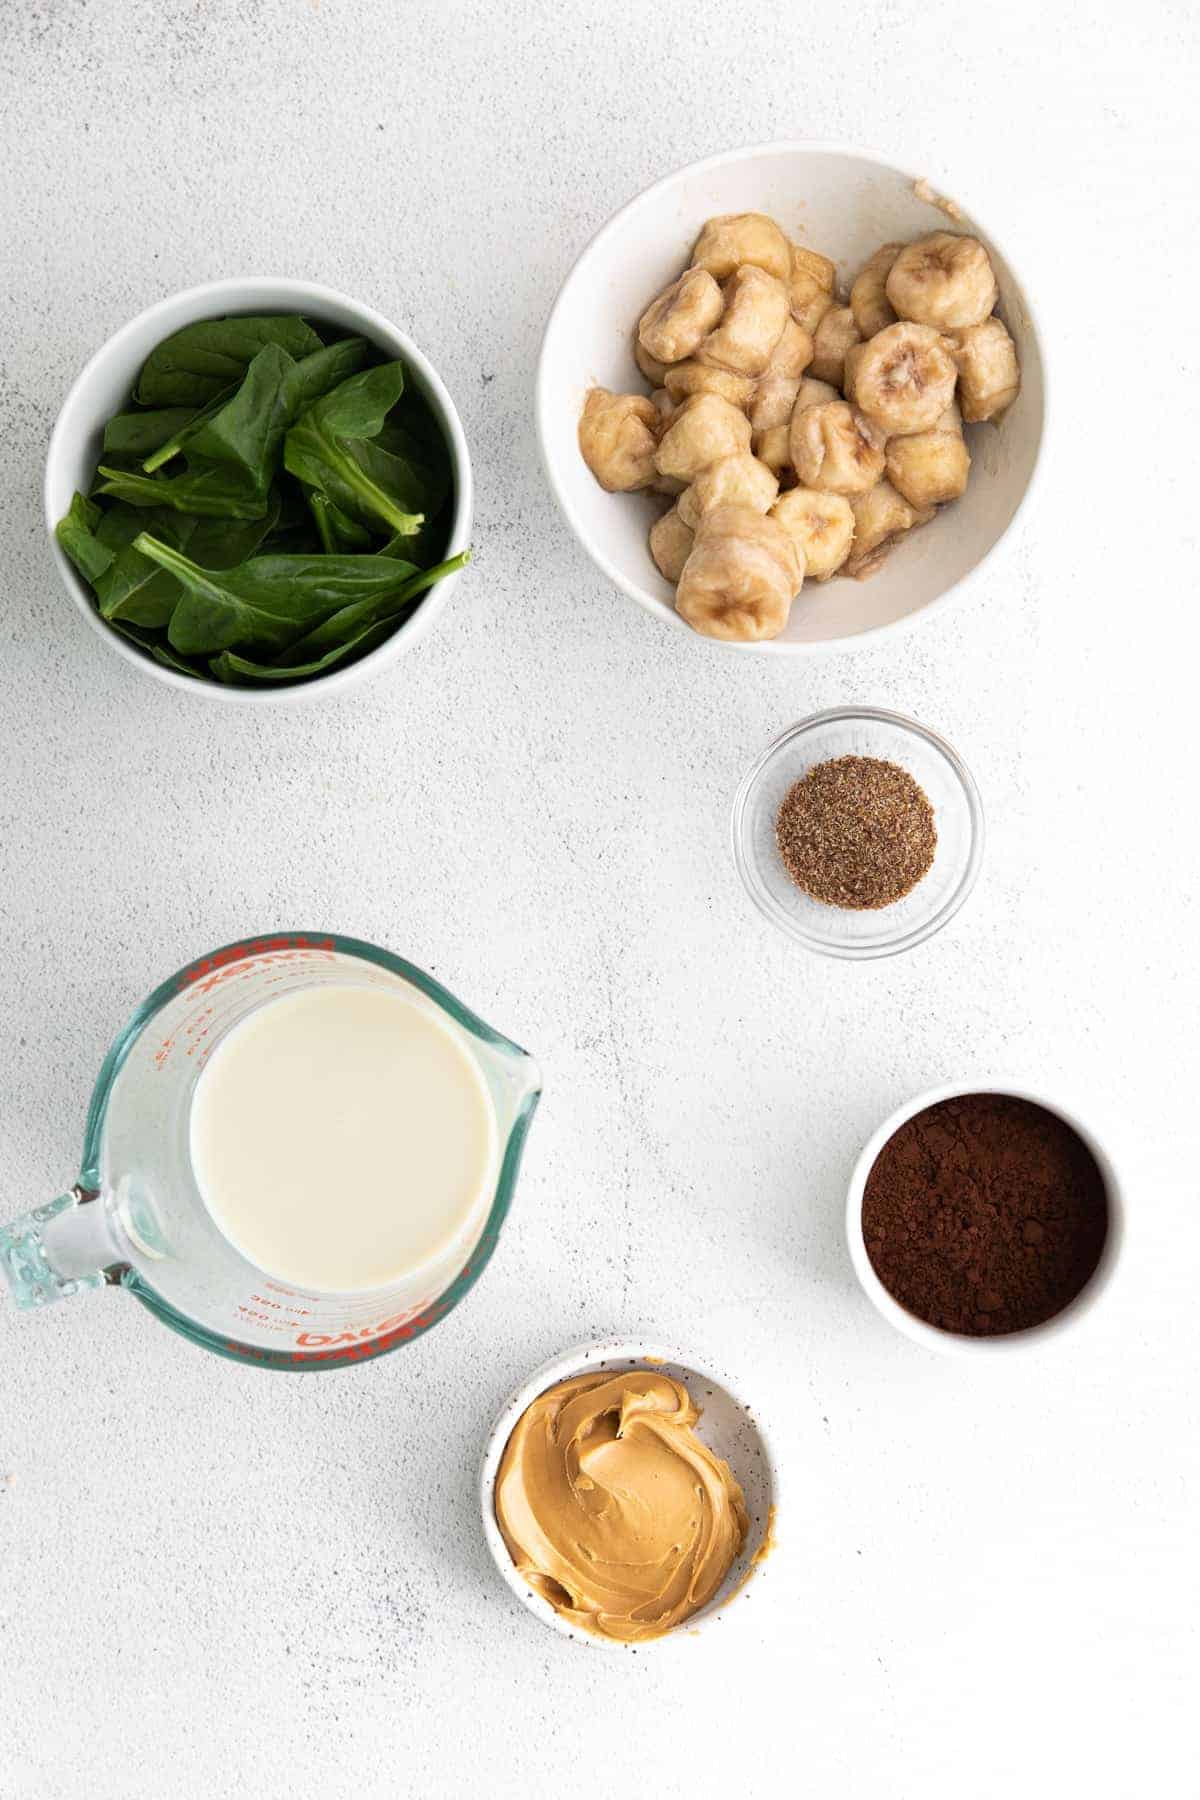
(189, 984, 497, 1291)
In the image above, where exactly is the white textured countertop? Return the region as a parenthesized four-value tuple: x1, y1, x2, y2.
(1, 2, 1197, 1795)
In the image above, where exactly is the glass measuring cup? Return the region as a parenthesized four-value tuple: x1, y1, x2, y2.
(0, 932, 541, 1369)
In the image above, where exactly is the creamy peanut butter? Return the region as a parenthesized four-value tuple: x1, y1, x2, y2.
(494, 1369, 749, 1643)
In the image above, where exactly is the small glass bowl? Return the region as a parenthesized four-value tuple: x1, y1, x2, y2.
(731, 707, 984, 959)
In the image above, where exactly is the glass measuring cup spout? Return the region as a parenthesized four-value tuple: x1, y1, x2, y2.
(0, 932, 542, 1369)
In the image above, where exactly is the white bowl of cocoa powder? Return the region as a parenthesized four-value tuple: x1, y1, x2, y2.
(845, 1081, 1126, 1356)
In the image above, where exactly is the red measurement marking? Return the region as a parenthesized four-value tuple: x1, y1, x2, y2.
(177, 936, 336, 989)
(157, 946, 341, 1070)
(222, 1295, 451, 1365)
(290, 1299, 447, 1358)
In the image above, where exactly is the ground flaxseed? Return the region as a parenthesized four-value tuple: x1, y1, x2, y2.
(775, 755, 936, 909)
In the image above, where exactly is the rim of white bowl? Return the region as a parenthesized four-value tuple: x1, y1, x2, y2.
(535, 138, 1049, 655)
(479, 1336, 779, 1649)
(44, 277, 474, 705)
(845, 1080, 1126, 1356)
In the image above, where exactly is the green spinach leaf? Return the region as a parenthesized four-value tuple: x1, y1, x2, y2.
(135, 315, 322, 407)
(182, 495, 281, 568)
(95, 510, 197, 626)
(94, 501, 153, 551)
(284, 336, 372, 413)
(141, 385, 238, 473)
(259, 481, 321, 556)
(373, 419, 451, 517)
(95, 463, 268, 520)
(379, 510, 451, 568)
(176, 343, 296, 494)
(280, 551, 468, 662)
(284, 363, 423, 536)
(132, 533, 425, 657)
(150, 641, 208, 677)
(103, 408, 199, 459)
(143, 338, 367, 485)
(210, 617, 400, 685)
(329, 502, 372, 549)
(56, 491, 115, 584)
(347, 438, 432, 520)
(93, 498, 279, 627)
(383, 387, 449, 457)
(307, 489, 372, 553)
(105, 617, 207, 679)
(308, 490, 337, 555)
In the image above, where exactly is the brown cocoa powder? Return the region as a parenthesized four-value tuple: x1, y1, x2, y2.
(861, 1094, 1108, 1336)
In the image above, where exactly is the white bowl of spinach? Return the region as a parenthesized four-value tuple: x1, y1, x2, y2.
(46, 279, 473, 699)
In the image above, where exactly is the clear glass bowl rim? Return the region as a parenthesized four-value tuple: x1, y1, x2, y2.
(730, 706, 985, 960)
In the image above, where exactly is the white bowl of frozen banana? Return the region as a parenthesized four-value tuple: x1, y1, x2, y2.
(537, 141, 1046, 653)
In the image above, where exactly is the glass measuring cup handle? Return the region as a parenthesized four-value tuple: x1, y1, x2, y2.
(0, 1187, 126, 1309)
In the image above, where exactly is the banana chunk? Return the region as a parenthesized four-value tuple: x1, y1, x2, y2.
(770, 487, 854, 581)
(789, 400, 886, 495)
(699, 265, 790, 377)
(850, 243, 901, 339)
(937, 394, 963, 432)
(655, 392, 753, 483)
(662, 360, 757, 410)
(810, 304, 862, 387)
(691, 212, 792, 283)
(886, 402, 970, 508)
(846, 480, 934, 576)
(634, 337, 671, 387)
(791, 245, 836, 290)
(750, 375, 802, 435)
(675, 504, 803, 642)
(950, 316, 1021, 421)
(650, 388, 677, 430)
(753, 423, 792, 476)
(677, 452, 779, 532)
(840, 340, 868, 405)
(788, 244, 837, 334)
(764, 315, 815, 379)
(649, 507, 694, 582)
(795, 376, 840, 411)
(578, 388, 660, 491)
(849, 321, 957, 435)
(638, 267, 725, 365)
(886, 232, 998, 331)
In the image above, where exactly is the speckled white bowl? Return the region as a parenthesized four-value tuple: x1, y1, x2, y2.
(45, 277, 473, 705)
(537, 141, 1045, 653)
(846, 1080, 1126, 1357)
(479, 1338, 777, 1649)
